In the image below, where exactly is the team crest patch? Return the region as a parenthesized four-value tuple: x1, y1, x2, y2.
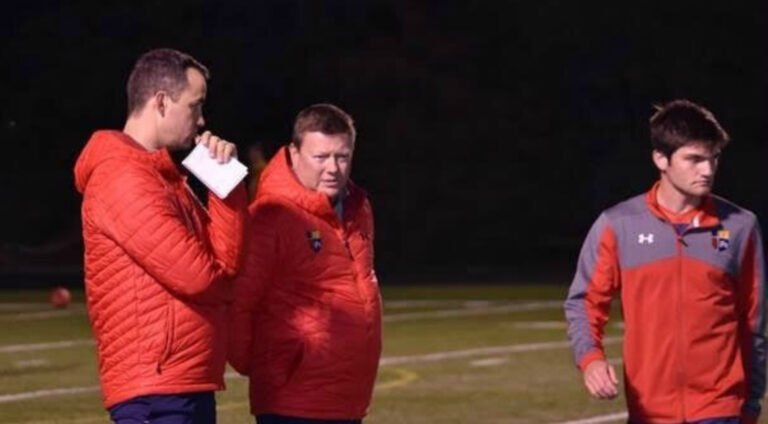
(307, 230, 322, 253)
(712, 229, 730, 251)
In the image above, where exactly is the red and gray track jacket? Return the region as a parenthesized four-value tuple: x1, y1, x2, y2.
(565, 183, 766, 423)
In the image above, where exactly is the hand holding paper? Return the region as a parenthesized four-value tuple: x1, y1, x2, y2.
(182, 142, 248, 199)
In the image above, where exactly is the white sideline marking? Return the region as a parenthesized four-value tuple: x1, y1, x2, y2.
(384, 299, 500, 309)
(512, 321, 568, 330)
(380, 337, 620, 366)
(0, 309, 84, 321)
(0, 304, 86, 322)
(510, 321, 625, 330)
(470, 357, 508, 367)
(0, 303, 50, 312)
(553, 412, 628, 424)
(0, 386, 99, 403)
(0, 340, 94, 354)
(0, 337, 621, 404)
(0, 300, 564, 354)
(14, 359, 49, 369)
(384, 301, 563, 322)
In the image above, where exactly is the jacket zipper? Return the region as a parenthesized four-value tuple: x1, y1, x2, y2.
(332, 206, 373, 332)
(332, 219, 371, 324)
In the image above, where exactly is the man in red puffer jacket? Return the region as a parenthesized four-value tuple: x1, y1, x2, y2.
(74, 48, 247, 424)
(228, 104, 382, 424)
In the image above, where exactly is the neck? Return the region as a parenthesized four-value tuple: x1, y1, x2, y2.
(656, 178, 702, 214)
(123, 116, 160, 152)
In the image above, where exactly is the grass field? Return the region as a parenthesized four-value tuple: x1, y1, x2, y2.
(0, 283, 749, 423)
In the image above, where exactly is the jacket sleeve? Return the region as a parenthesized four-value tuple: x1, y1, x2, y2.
(89, 163, 244, 301)
(206, 183, 248, 276)
(227, 201, 281, 375)
(564, 213, 621, 371)
(738, 219, 767, 419)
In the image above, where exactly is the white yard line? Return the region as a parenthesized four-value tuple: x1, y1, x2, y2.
(0, 304, 86, 322)
(470, 357, 509, 367)
(0, 386, 99, 403)
(14, 359, 50, 369)
(553, 412, 628, 424)
(0, 299, 552, 322)
(0, 309, 85, 321)
(511, 321, 568, 330)
(386, 300, 499, 309)
(0, 337, 621, 404)
(0, 300, 566, 354)
(380, 337, 620, 366)
(0, 303, 51, 312)
(0, 339, 94, 353)
(384, 300, 563, 322)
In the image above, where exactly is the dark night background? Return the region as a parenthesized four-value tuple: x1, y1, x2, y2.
(1, 1, 766, 287)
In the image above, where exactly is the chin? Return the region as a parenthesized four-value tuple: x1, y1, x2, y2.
(690, 187, 712, 197)
(319, 189, 339, 198)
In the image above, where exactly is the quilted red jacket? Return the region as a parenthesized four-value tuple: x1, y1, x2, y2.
(228, 147, 382, 419)
(74, 130, 247, 408)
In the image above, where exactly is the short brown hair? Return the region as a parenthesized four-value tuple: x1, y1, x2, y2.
(126, 48, 210, 115)
(291, 103, 356, 147)
(649, 99, 729, 157)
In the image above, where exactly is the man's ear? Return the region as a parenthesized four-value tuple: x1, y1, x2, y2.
(652, 150, 669, 172)
(288, 142, 299, 158)
(153, 91, 167, 117)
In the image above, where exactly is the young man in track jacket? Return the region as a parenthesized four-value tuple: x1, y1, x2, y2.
(565, 99, 766, 424)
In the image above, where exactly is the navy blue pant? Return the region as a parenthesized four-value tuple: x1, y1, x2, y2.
(256, 414, 361, 424)
(109, 391, 216, 424)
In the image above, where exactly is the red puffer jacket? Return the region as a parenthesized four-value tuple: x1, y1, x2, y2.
(228, 147, 382, 419)
(74, 130, 247, 408)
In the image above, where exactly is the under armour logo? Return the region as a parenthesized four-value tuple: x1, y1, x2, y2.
(638, 233, 654, 244)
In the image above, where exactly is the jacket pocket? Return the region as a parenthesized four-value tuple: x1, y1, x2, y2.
(156, 300, 176, 374)
(268, 337, 305, 388)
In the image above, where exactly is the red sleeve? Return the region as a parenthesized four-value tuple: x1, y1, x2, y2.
(737, 224, 767, 417)
(564, 214, 621, 371)
(206, 183, 248, 276)
(90, 163, 243, 301)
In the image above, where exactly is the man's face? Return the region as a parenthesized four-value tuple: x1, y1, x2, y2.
(158, 68, 206, 150)
(654, 142, 720, 198)
(289, 131, 354, 199)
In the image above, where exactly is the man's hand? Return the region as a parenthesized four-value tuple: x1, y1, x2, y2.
(583, 360, 619, 400)
(197, 131, 237, 163)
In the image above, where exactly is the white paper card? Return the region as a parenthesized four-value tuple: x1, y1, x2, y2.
(181, 143, 248, 199)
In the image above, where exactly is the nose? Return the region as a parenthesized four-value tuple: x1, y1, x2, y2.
(700, 159, 716, 176)
(197, 114, 205, 128)
(327, 158, 339, 174)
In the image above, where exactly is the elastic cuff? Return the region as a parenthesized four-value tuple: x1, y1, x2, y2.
(578, 349, 606, 371)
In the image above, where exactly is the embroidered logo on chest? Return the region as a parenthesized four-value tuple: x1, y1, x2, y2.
(712, 229, 730, 251)
(307, 230, 323, 253)
(638, 233, 654, 244)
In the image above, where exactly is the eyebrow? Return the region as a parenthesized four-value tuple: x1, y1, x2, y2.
(683, 152, 719, 160)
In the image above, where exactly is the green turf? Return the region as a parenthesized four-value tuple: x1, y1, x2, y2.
(0, 284, 757, 423)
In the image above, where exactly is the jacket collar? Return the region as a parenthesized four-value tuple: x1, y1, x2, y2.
(644, 181, 720, 229)
(256, 147, 365, 222)
(75, 130, 184, 193)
